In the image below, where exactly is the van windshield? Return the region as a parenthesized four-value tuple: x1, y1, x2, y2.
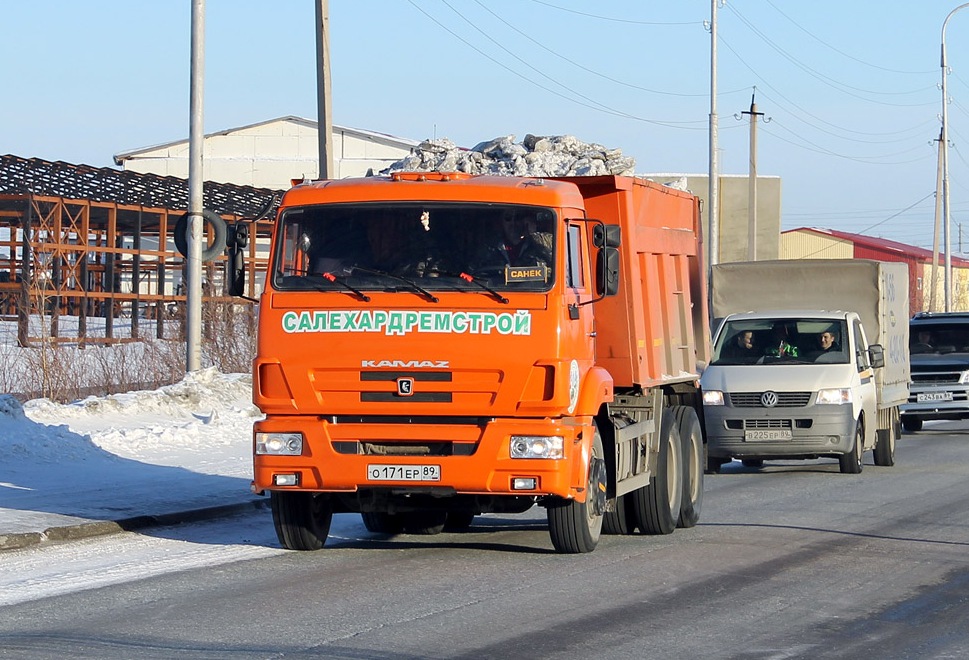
(272, 202, 556, 294)
(712, 318, 850, 365)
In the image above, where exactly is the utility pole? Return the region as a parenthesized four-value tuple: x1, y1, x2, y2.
(316, 0, 334, 179)
(707, 0, 720, 280)
(186, 0, 205, 372)
(932, 129, 944, 312)
(740, 90, 765, 262)
(941, 3, 969, 311)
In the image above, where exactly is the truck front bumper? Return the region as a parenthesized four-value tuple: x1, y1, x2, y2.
(901, 385, 969, 421)
(252, 415, 591, 501)
(703, 403, 856, 459)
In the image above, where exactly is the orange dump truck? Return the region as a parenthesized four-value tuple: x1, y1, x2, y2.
(241, 172, 710, 553)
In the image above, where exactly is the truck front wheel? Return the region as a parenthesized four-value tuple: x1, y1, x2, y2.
(839, 421, 864, 474)
(547, 425, 606, 553)
(901, 415, 922, 433)
(633, 407, 683, 535)
(271, 491, 333, 550)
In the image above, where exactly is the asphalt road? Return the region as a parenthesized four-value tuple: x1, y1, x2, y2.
(2, 424, 969, 660)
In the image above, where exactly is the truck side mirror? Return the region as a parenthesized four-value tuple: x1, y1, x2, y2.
(596, 247, 620, 297)
(593, 224, 621, 248)
(225, 222, 248, 297)
(868, 344, 885, 369)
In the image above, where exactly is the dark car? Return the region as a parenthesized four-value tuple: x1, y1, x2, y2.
(901, 312, 969, 432)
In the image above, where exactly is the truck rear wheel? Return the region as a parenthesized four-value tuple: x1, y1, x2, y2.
(633, 408, 683, 535)
(271, 491, 333, 551)
(873, 419, 897, 467)
(402, 511, 448, 535)
(673, 406, 704, 529)
(547, 425, 606, 553)
(602, 493, 637, 535)
(839, 421, 864, 474)
(361, 512, 404, 534)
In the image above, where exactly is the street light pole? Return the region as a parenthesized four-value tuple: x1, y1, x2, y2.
(941, 3, 969, 312)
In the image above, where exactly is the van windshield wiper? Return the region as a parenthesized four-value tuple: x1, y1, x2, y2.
(322, 272, 371, 302)
(350, 266, 439, 303)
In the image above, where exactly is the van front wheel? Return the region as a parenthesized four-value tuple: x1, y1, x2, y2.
(839, 422, 864, 474)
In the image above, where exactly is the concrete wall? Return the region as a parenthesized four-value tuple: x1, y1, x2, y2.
(644, 173, 782, 264)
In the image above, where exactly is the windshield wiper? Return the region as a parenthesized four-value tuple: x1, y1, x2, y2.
(453, 272, 509, 304)
(350, 266, 439, 303)
(322, 272, 371, 302)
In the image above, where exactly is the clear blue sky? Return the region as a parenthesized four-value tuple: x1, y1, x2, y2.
(2, 1, 966, 251)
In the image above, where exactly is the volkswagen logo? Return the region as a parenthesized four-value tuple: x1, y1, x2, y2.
(761, 391, 778, 407)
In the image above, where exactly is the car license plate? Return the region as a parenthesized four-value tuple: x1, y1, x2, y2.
(367, 464, 441, 482)
(744, 429, 793, 441)
(916, 392, 953, 403)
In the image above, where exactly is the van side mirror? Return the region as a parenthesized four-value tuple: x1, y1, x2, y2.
(868, 344, 885, 369)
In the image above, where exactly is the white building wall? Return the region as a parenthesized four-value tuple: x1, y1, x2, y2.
(115, 117, 418, 191)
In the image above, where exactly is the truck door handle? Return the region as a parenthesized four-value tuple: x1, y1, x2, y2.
(588, 331, 597, 337)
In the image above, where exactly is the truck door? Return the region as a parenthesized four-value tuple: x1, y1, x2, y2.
(566, 222, 595, 369)
(853, 318, 878, 446)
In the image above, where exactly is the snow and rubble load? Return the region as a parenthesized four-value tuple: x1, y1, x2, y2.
(383, 134, 636, 177)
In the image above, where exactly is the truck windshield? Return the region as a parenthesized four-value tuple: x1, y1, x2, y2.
(712, 318, 850, 365)
(272, 202, 556, 294)
(910, 322, 969, 354)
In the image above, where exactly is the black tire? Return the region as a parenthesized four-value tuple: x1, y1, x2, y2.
(839, 421, 864, 474)
(741, 459, 765, 469)
(673, 406, 704, 529)
(401, 511, 449, 535)
(874, 410, 898, 467)
(444, 511, 476, 531)
(547, 424, 606, 553)
(632, 407, 683, 535)
(901, 415, 923, 433)
(706, 455, 730, 474)
(602, 492, 638, 535)
(361, 512, 404, 534)
(174, 209, 227, 262)
(271, 491, 333, 551)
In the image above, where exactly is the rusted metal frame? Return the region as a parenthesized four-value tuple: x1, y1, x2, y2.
(105, 205, 118, 340)
(17, 196, 32, 347)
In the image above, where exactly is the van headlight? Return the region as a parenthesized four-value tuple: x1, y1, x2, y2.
(816, 388, 851, 405)
(255, 432, 303, 455)
(510, 436, 564, 459)
(703, 390, 725, 406)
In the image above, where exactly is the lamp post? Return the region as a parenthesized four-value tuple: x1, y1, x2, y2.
(942, 3, 969, 311)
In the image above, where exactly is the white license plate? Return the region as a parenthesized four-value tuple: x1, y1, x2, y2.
(744, 429, 793, 441)
(917, 392, 953, 403)
(367, 464, 441, 482)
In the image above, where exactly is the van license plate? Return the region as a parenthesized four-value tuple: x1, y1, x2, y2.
(744, 429, 792, 441)
(367, 464, 441, 482)
(917, 392, 953, 402)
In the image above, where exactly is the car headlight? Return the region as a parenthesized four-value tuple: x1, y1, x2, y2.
(510, 436, 564, 459)
(255, 432, 304, 455)
(703, 390, 725, 406)
(816, 388, 851, 405)
(960, 371, 969, 384)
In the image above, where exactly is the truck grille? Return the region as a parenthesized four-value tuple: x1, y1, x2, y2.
(729, 392, 812, 407)
(911, 373, 961, 385)
(743, 419, 793, 430)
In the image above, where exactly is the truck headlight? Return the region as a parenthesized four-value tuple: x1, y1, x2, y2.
(510, 436, 564, 459)
(816, 388, 852, 405)
(255, 432, 304, 455)
(960, 371, 969, 384)
(702, 390, 725, 406)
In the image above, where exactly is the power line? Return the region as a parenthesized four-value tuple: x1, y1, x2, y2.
(525, 0, 698, 26)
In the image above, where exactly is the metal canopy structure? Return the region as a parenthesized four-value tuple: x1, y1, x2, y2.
(0, 154, 278, 347)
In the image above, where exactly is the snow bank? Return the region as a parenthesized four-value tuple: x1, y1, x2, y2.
(383, 134, 636, 178)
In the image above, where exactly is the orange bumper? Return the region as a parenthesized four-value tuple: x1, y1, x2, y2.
(252, 415, 593, 501)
